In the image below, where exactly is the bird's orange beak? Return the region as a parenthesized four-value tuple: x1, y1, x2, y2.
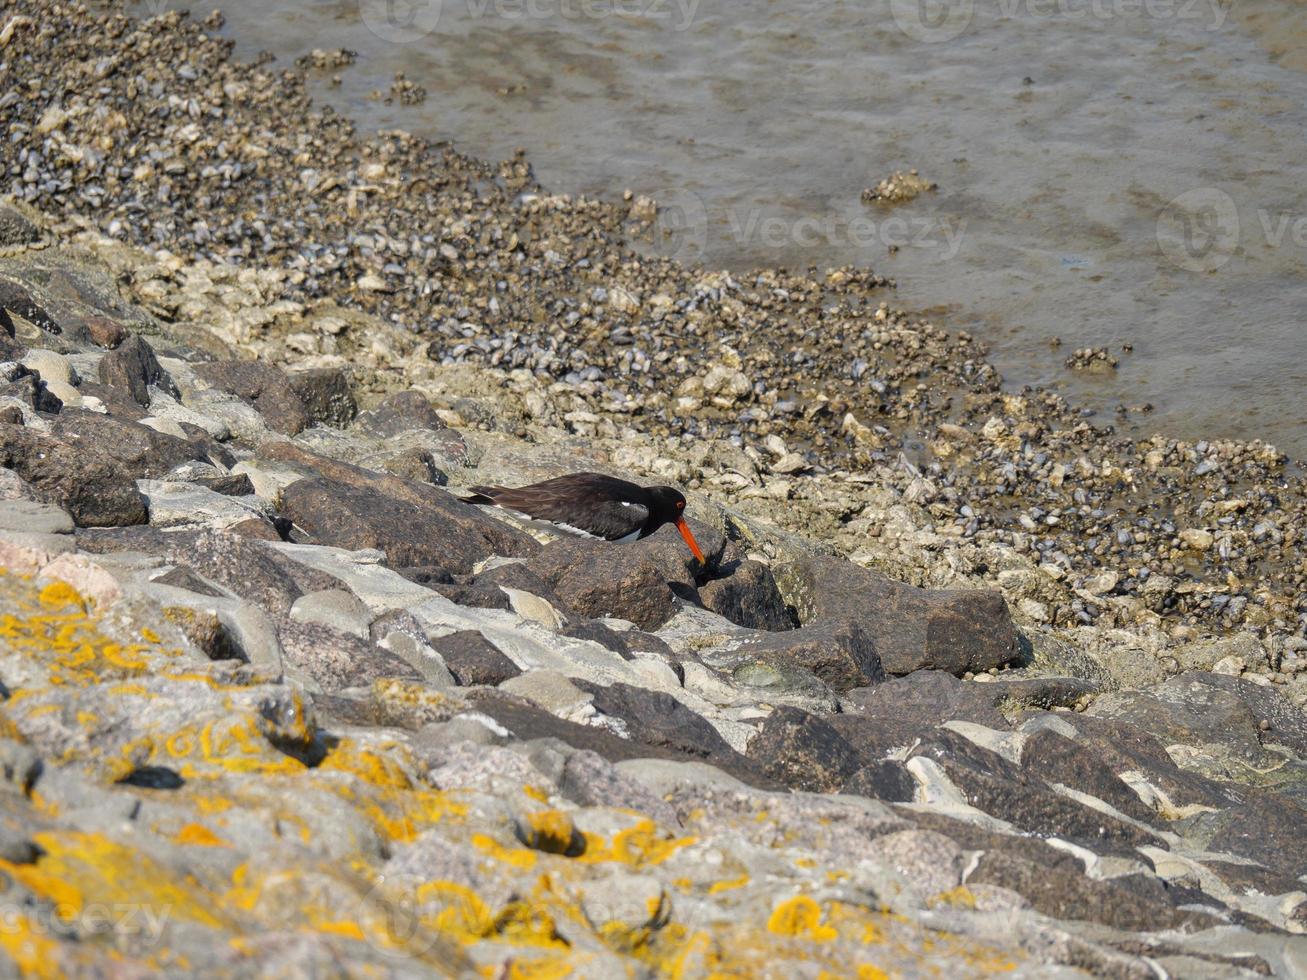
(674, 517, 705, 564)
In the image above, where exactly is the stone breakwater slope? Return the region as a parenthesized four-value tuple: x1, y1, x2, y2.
(0, 1, 1304, 975)
(1, 0, 1307, 656)
(3, 217, 1307, 976)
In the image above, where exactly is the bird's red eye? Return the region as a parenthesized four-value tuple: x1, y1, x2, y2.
(676, 500, 684, 510)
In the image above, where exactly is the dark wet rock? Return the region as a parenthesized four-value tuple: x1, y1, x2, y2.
(430, 579, 513, 611)
(1189, 672, 1307, 758)
(376, 447, 448, 486)
(969, 850, 1215, 932)
(844, 670, 1009, 728)
(194, 359, 311, 435)
(698, 560, 796, 631)
(466, 689, 779, 788)
(986, 674, 1100, 712)
(735, 618, 883, 693)
(0, 363, 61, 413)
(282, 478, 517, 577)
(1204, 858, 1306, 898)
(475, 562, 572, 605)
(277, 619, 422, 693)
(396, 565, 456, 586)
(775, 556, 1019, 676)
(826, 709, 939, 761)
(561, 621, 676, 663)
(227, 517, 284, 541)
(0, 277, 60, 334)
(0, 329, 23, 361)
(355, 389, 445, 438)
(1088, 673, 1281, 775)
(909, 729, 1166, 851)
(0, 207, 42, 247)
(83, 314, 128, 349)
(0, 423, 145, 526)
(1061, 714, 1236, 815)
(77, 527, 339, 615)
(97, 334, 176, 407)
(1018, 728, 1160, 825)
(432, 631, 521, 687)
(287, 367, 357, 427)
(75, 380, 147, 420)
(193, 472, 256, 497)
(842, 761, 918, 803)
(525, 537, 685, 631)
(47, 410, 207, 478)
(152, 565, 226, 598)
(260, 441, 536, 572)
(1182, 792, 1307, 875)
(161, 605, 244, 662)
(746, 706, 862, 792)
(575, 681, 737, 761)
(555, 748, 680, 828)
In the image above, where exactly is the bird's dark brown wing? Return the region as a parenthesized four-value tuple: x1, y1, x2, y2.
(463, 472, 650, 540)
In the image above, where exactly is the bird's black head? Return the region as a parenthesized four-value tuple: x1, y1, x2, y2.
(646, 485, 688, 525)
(646, 485, 706, 563)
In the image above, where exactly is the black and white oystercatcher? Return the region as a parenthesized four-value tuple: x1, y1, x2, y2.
(461, 472, 706, 563)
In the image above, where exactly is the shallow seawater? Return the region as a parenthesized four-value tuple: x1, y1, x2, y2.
(130, 0, 1307, 455)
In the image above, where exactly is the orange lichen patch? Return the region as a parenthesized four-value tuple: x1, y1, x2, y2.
(0, 708, 22, 741)
(140, 627, 162, 643)
(191, 794, 234, 815)
(707, 873, 750, 895)
(415, 876, 570, 953)
(417, 880, 495, 940)
(472, 834, 538, 870)
(115, 715, 307, 781)
(767, 895, 839, 942)
(319, 739, 414, 790)
(316, 741, 470, 844)
(523, 784, 550, 803)
(0, 579, 161, 686)
(308, 917, 366, 942)
(173, 823, 230, 847)
(520, 809, 580, 856)
(220, 862, 262, 913)
(4, 831, 225, 929)
(0, 914, 62, 979)
(497, 954, 576, 980)
(928, 885, 978, 910)
(38, 580, 84, 611)
(578, 820, 698, 868)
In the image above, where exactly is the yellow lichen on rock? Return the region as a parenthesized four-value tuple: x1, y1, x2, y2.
(767, 894, 839, 942)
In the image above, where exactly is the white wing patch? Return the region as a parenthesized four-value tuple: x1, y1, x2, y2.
(553, 521, 604, 540)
